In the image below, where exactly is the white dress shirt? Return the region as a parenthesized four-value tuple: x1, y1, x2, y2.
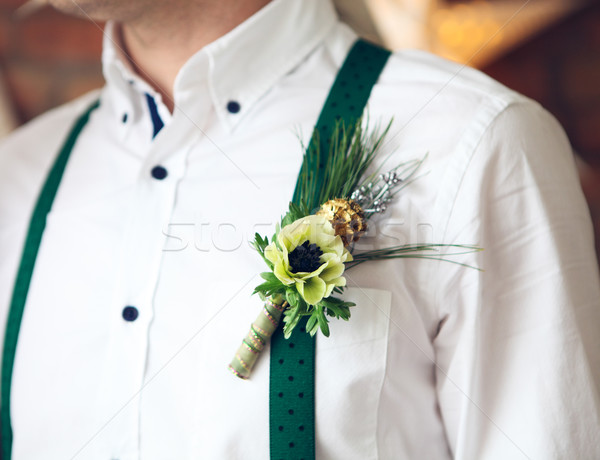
(1, 0, 599, 459)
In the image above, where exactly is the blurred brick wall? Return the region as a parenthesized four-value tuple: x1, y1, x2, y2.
(483, 1, 600, 262)
(0, 1, 104, 125)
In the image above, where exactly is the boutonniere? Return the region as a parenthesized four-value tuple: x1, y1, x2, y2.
(229, 120, 479, 379)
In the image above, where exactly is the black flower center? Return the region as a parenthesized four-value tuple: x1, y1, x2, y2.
(288, 240, 324, 273)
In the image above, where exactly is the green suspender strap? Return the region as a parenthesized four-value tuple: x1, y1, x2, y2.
(269, 39, 390, 460)
(0, 100, 100, 460)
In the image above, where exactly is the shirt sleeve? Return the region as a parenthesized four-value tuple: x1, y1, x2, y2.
(433, 100, 600, 459)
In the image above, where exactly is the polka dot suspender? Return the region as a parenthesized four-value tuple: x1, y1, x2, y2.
(270, 39, 391, 460)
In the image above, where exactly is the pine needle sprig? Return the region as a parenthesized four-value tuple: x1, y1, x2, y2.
(346, 244, 483, 271)
(294, 118, 392, 211)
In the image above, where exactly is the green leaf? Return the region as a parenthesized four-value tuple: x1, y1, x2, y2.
(281, 288, 315, 337)
(305, 314, 319, 336)
(279, 202, 306, 233)
(285, 288, 300, 309)
(316, 305, 330, 337)
(321, 296, 354, 321)
(252, 234, 269, 256)
(332, 286, 345, 295)
(253, 233, 274, 270)
(260, 271, 278, 282)
(282, 306, 302, 338)
(274, 221, 281, 239)
(253, 280, 281, 293)
(280, 212, 294, 229)
(253, 275, 285, 297)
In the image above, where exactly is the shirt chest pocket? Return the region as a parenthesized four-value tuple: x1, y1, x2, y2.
(315, 287, 391, 460)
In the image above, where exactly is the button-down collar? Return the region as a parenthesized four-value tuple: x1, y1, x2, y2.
(102, 0, 338, 133)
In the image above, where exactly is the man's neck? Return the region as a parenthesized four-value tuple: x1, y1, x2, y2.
(119, 0, 271, 112)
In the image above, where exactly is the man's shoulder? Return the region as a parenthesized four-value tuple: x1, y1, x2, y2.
(0, 89, 102, 214)
(380, 47, 523, 108)
(0, 89, 102, 159)
(368, 45, 551, 162)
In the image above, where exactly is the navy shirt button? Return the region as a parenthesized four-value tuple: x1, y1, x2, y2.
(151, 165, 168, 180)
(227, 101, 241, 114)
(122, 306, 139, 322)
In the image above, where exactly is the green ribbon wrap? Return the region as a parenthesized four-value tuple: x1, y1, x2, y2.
(229, 298, 287, 379)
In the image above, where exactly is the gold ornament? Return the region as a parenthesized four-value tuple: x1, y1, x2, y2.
(317, 199, 367, 246)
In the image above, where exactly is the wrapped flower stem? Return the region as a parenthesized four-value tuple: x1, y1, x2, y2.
(229, 297, 288, 379)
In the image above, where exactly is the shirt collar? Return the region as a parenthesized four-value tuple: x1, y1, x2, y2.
(102, 0, 338, 132)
